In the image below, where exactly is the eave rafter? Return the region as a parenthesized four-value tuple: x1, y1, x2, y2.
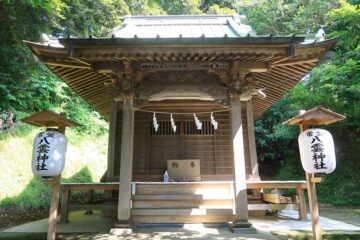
(23, 37, 338, 120)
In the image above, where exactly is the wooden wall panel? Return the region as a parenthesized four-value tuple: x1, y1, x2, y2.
(112, 103, 253, 181)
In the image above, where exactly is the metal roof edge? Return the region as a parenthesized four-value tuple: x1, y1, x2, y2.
(59, 36, 306, 47)
(121, 14, 244, 19)
(297, 37, 340, 49)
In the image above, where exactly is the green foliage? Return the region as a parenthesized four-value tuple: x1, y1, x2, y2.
(157, 0, 203, 15)
(243, 0, 339, 35)
(327, 0, 360, 52)
(207, 4, 236, 14)
(0, 177, 51, 209)
(55, 0, 130, 37)
(254, 92, 300, 177)
(1, 0, 359, 208)
(201, 0, 241, 11)
(0, 128, 108, 210)
(0, 0, 115, 135)
(0, 167, 94, 209)
(254, 0, 360, 205)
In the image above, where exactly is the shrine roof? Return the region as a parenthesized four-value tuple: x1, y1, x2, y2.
(21, 110, 79, 127)
(283, 106, 346, 126)
(111, 15, 253, 38)
(23, 15, 340, 120)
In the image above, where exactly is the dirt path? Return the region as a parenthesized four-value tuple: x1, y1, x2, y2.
(0, 207, 48, 229)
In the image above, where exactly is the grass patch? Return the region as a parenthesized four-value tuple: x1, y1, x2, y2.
(274, 230, 360, 240)
(0, 127, 108, 210)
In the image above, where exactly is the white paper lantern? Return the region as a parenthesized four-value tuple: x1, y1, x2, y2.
(298, 128, 336, 174)
(32, 129, 67, 177)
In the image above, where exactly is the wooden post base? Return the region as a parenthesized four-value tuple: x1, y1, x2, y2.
(110, 228, 133, 236)
(114, 220, 132, 228)
(229, 220, 256, 234)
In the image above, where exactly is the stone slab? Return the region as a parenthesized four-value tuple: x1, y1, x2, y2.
(109, 228, 133, 236)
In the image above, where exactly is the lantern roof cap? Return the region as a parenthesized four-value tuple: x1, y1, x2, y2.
(283, 106, 346, 126)
(21, 110, 79, 127)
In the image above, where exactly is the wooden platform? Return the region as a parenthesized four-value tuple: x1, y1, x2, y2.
(59, 180, 307, 224)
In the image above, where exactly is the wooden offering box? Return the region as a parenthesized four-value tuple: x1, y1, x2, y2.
(167, 159, 201, 182)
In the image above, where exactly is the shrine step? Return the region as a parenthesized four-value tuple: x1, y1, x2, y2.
(131, 208, 235, 223)
(131, 182, 264, 224)
(135, 182, 232, 195)
(132, 194, 233, 200)
(131, 215, 234, 224)
(132, 199, 233, 209)
(132, 208, 234, 216)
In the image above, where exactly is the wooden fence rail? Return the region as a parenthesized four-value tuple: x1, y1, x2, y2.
(59, 181, 307, 223)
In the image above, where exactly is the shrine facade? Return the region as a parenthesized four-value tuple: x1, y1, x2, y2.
(25, 15, 338, 227)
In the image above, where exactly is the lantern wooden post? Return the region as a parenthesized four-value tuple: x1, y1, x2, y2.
(300, 124, 321, 240)
(283, 106, 345, 240)
(21, 110, 79, 240)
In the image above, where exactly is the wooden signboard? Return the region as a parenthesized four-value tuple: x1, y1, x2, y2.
(167, 159, 201, 181)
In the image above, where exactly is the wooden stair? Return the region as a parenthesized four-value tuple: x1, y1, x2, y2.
(131, 182, 236, 224)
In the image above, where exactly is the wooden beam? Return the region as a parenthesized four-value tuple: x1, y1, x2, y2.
(280, 65, 307, 75)
(238, 61, 269, 73)
(55, 67, 76, 75)
(61, 69, 86, 79)
(43, 59, 91, 69)
(275, 66, 303, 78)
(92, 62, 124, 74)
(246, 181, 307, 189)
(66, 72, 99, 84)
(272, 58, 318, 67)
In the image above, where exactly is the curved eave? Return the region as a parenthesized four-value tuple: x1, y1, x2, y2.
(24, 37, 339, 120)
(59, 36, 306, 47)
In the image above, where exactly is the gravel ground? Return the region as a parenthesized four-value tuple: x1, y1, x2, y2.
(319, 205, 360, 227)
(0, 207, 48, 228)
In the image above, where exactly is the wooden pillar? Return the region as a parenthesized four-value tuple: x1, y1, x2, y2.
(230, 98, 251, 228)
(306, 173, 322, 240)
(246, 100, 260, 180)
(107, 101, 118, 180)
(85, 190, 94, 215)
(47, 176, 60, 240)
(60, 189, 70, 223)
(296, 185, 308, 220)
(117, 98, 134, 225)
(47, 117, 66, 240)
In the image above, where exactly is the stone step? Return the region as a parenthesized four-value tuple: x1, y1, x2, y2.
(131, 215, 235, 224)
(132, 194, 234, 201)
(132, 199, 233, 209)
(135, 183, 232, 195)
(131, 208, 234, 216)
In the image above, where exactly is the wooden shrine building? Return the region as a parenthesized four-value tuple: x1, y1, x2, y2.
(25, 15, 338, 228)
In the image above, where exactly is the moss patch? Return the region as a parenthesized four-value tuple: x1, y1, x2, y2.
(274, 230, 360, 240)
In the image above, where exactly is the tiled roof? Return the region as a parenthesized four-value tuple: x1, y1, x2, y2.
(111, 15, 253, 38)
